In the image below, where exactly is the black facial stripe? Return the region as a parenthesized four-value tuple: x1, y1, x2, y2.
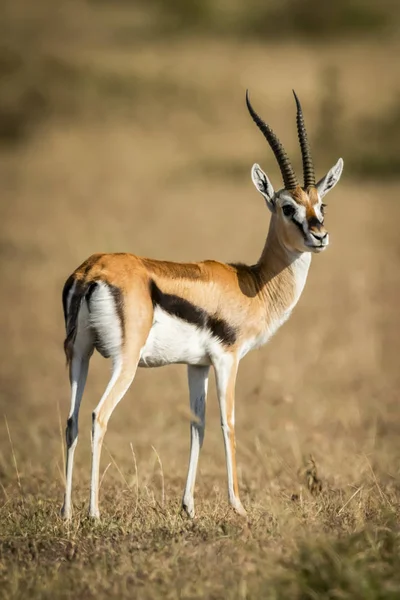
(308, 216, 324, 230)
(292, 218, 305, 236)
(149, 280, 236, 346)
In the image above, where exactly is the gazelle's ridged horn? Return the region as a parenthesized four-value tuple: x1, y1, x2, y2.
(293, 90, 315, 188)
(246, 90, 298, 190)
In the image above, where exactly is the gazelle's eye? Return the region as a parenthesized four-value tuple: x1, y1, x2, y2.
(321, 203, 327, 216)
(282, 205, 295, 218)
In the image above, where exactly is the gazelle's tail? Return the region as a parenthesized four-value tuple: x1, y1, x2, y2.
(62, 276, 95, 366)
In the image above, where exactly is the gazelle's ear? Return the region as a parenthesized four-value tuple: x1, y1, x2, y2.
(316, 158, 344, 199)
(251, 164, 276, 212)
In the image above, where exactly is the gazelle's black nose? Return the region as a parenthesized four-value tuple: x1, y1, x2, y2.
(310, 230, 328, 242)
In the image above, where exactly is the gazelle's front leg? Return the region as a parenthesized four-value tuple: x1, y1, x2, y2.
(182, 365, 210, 518)
(213, 353, 246, 516)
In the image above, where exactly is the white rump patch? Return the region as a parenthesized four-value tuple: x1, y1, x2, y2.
(88, 282, 122, 359)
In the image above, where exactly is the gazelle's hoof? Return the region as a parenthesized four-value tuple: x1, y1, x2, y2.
(231, 500, 247, 518)
(181, 497, 195, 519)
(61, 504, 72, 520)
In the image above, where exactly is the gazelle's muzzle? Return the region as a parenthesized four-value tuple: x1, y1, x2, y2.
(306, 228, 329, 251)
(306, 216, 328, 249)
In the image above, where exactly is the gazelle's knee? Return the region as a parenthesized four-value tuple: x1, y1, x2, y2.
(220, 421, 232, 438)
(65, 416, 78, 449)
(91, 410, 107, 443)
(192, 421, 205, 447)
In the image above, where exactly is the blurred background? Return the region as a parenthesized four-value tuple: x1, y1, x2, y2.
(1, 0, 400, 551)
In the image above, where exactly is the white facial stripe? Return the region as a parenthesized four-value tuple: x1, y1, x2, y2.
(282, 202, 306, 224)
(295, 204, 306, 220)
(314, 203, 324, 221)
(280, 195, 306, 220)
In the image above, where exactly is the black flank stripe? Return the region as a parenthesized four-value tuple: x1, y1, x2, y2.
(149, 280, 236, 346)
(208, 315, 237, 346)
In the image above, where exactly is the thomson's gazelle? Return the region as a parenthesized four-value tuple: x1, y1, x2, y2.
(61, 91, 343, 519)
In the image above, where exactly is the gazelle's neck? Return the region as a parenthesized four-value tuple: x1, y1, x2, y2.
(256, 215, 312, 314)
(237, 218, 311, 359)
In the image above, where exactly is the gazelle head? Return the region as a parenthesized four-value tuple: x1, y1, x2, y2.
(246, 90, 343, 254)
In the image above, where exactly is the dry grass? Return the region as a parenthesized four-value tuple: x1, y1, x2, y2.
(1, 11, 400, 598)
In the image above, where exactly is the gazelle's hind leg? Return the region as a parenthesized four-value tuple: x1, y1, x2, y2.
(182, 365, 210, 518)
(89, 355, 140, 518)
(62, 303, 94, 519)
(88, 282, 152, 519)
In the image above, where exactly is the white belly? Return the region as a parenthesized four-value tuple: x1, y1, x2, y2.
(139, 308, 214, 368)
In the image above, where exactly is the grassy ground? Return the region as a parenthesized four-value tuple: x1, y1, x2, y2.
(1, 11, 400, 598)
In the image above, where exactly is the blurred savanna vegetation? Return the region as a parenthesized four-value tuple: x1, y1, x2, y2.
(1, 1, 400, 599)
(1, 0, 400, 175)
